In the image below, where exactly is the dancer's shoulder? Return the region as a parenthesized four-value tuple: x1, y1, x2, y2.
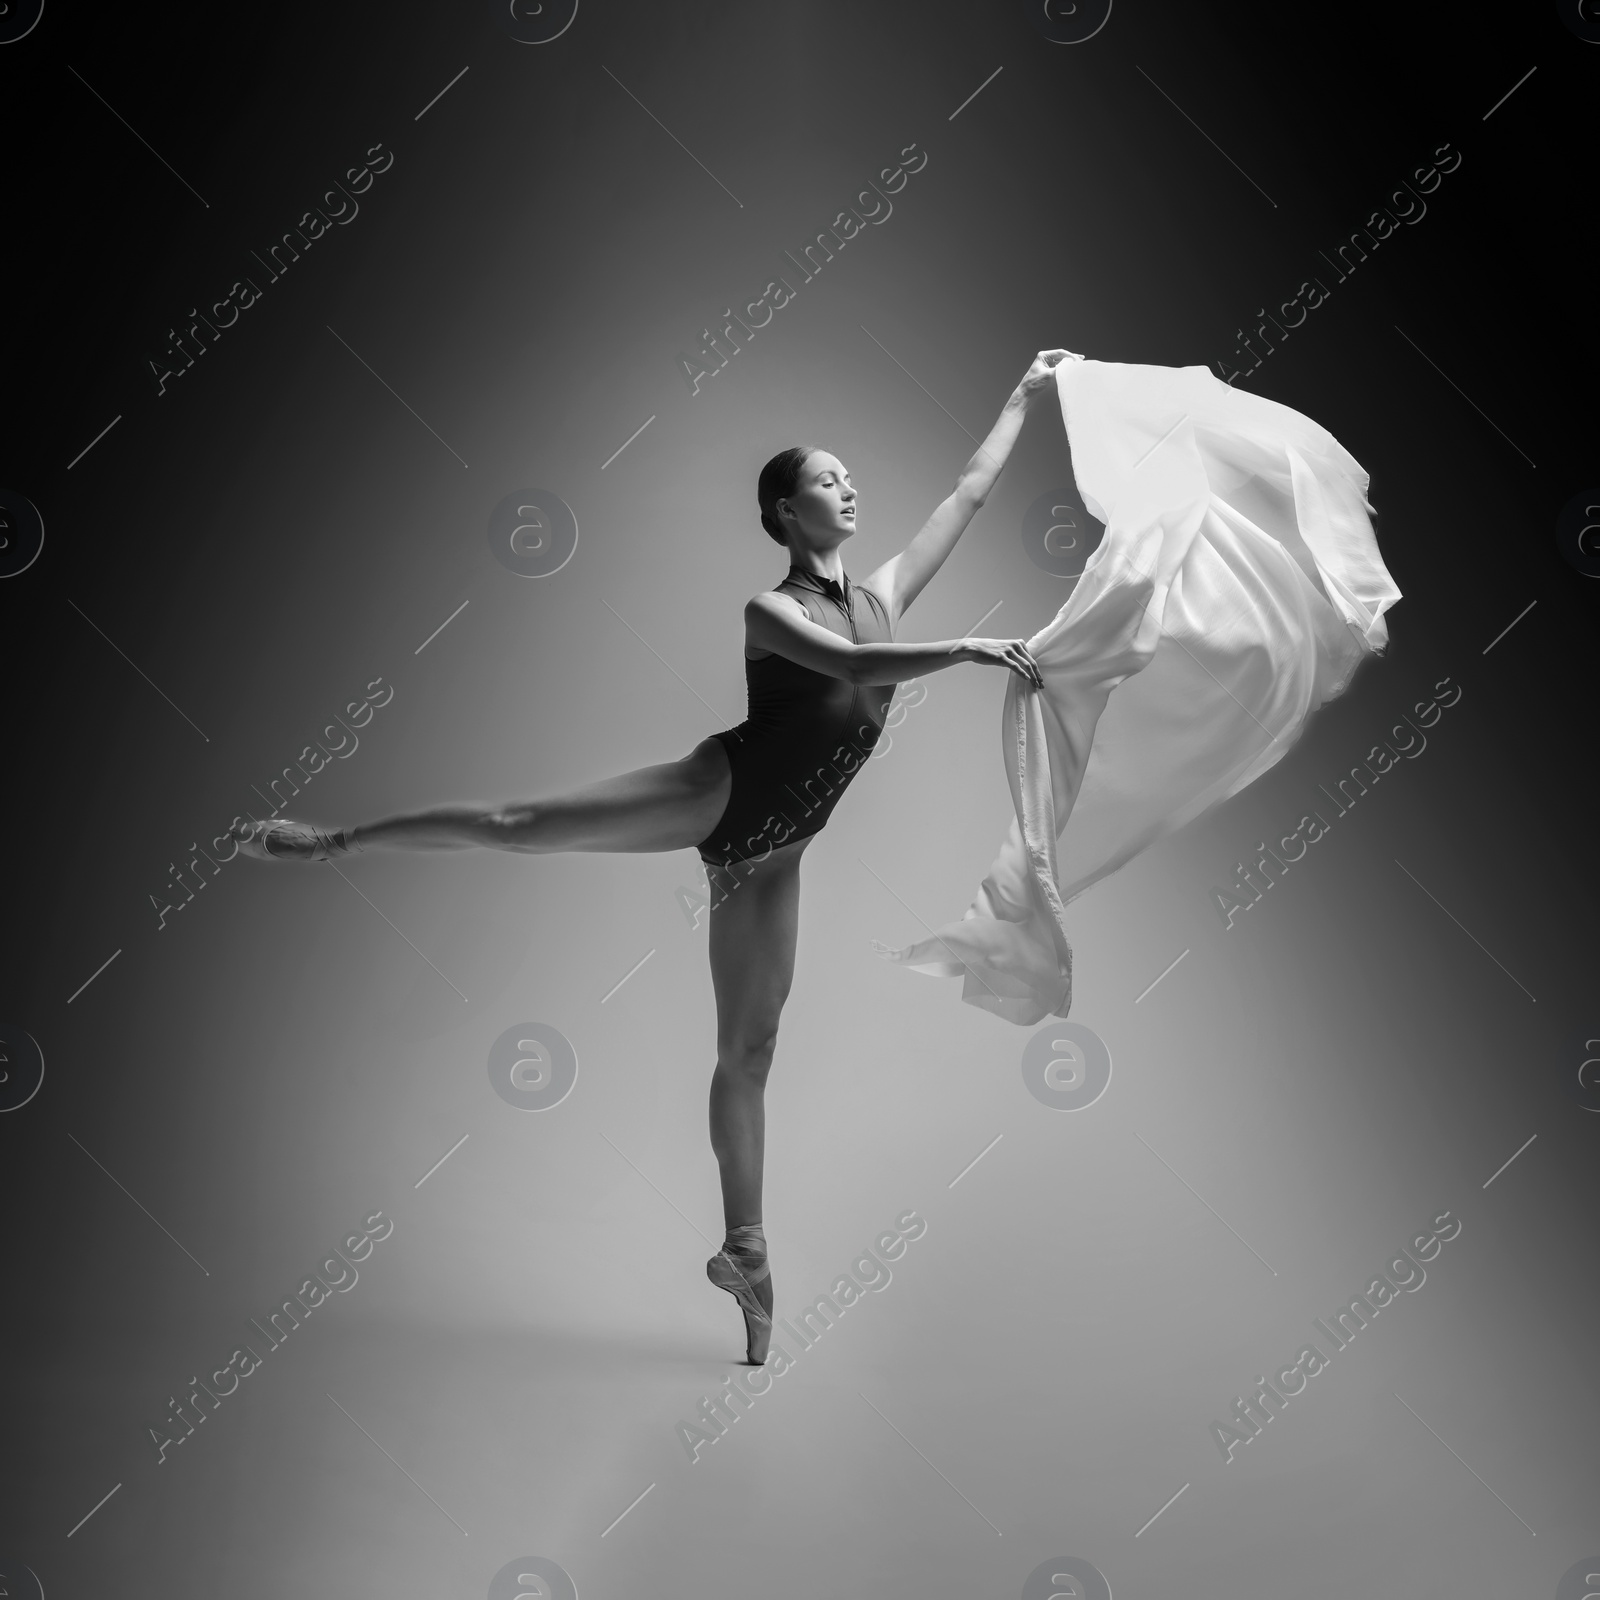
(748, 586, 807, 612)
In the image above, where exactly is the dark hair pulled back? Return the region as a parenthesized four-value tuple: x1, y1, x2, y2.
(756, 446, 820, 545)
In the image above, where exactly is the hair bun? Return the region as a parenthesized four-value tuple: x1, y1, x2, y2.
(756, 444, 819, 548)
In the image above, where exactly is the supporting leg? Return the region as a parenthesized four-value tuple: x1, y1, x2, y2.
(703, 837, 808, 1355)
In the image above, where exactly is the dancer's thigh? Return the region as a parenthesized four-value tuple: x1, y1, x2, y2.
(705, 836, 810, 1059)
(511, 734, 731, 853)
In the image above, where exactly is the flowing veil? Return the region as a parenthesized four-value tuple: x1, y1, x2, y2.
(873, 359, 1403, 1025)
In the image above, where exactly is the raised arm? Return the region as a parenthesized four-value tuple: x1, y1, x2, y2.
(862, 348, 1080, 627)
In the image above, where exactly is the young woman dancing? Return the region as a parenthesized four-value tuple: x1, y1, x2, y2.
(235, 347, 1075, 1362)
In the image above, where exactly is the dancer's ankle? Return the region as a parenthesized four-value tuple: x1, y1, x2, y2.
(722, 1221, 766, 1257)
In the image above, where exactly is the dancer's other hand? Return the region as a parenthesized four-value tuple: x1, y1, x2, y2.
(1016, 348, 1083, 402)
(962, 636, 1044, 689)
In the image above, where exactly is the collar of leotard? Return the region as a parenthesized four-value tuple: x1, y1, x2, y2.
(785, 562, 850, 605)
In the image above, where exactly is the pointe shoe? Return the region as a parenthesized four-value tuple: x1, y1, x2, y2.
(233, 819, 358, 862)
(707, 1224, 772, 1365)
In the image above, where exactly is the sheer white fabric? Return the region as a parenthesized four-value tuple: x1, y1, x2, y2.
(873, 359, 1401, 1025)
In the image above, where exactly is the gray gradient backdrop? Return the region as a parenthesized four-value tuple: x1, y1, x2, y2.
(3, 3, 1597, 1598)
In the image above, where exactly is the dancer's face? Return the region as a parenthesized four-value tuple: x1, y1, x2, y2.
(779, 452, 857, 547)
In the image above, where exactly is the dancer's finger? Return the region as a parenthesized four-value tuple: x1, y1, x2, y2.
(1011, 644, 1042, 688)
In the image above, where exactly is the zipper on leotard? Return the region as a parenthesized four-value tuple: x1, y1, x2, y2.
(839, 573, 863, 737)
(788, 566, 865, 745)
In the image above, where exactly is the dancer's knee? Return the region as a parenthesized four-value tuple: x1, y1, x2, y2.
(483, 802, 542, 851)
(716, 1030, 777, 1086)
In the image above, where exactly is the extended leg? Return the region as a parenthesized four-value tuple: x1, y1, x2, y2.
(236, 737, 731, 859)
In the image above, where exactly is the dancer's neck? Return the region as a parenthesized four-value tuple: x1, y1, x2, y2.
(788, 550, 845, 585)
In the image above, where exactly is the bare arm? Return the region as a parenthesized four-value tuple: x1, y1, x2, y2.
(862, 348, 1080, 627)
(744, 593, 1041, 689)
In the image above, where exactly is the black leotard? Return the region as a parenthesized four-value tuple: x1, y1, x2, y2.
(697, 563, 896, 867)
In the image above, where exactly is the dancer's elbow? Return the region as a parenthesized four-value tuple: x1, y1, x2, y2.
(848, 644, 894, 685)
(851, 645, 931, 686)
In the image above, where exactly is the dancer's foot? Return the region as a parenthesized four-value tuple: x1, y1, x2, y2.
(707, 1222, 773, 1365)
(232, 819, 361, 862)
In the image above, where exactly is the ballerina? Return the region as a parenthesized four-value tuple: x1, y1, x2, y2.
(233, 347, 1078, 1362)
